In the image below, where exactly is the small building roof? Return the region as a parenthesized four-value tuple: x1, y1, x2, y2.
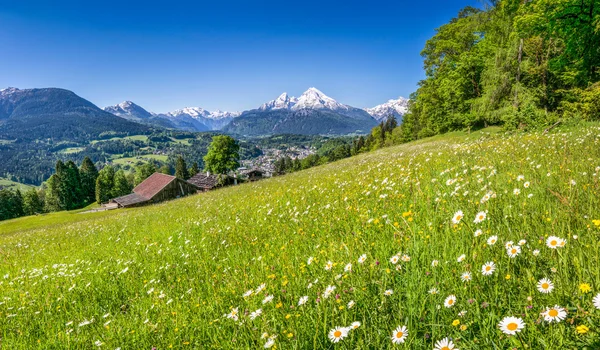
(187, 173, 220, 190)
(133, 173, 176, 199)
(112, 193, 149, 207)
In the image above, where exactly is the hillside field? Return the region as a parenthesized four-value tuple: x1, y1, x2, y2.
(1, 125, 600, 349)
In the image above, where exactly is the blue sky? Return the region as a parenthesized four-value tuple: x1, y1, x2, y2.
(0, 0, 481, 112)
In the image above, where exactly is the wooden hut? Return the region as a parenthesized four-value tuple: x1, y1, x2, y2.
(110, 173, 199, 208)
(241, 168, 264, 182)
(187, 172, 235, 192)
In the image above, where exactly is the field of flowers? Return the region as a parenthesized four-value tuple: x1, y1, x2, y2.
(1, 125, 600, 349)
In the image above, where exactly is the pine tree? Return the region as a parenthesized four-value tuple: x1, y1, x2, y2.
(96, 166, 115, 204)
(112, 170, 132, 198)
(189, 162, 200, 177)
(79, 157, 99, 204)
(23, 188, 43, 215)
(64, 160, 82, 209)
(44, 174, 62, 212)
(158, 165, 172, 175)
(175, 156, 189, 179)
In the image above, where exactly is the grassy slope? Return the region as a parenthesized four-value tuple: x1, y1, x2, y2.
(1, 125, 600, 349)
(0, 178, 35, 191)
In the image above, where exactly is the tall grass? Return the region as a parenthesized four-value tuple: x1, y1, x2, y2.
(1, 125, 599, 349)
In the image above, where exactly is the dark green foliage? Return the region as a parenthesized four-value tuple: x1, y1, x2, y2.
(158, 165, 172, 175)
(22, 188, 44, 216)
(203, 136, 240, 174)
(189, 162, 200, 177)
(96, 166, 115, 204)
(79, 157, 99, 204)
(224, 109, 377, 136)
(400, 0, 600, 140)
(0, 189, 24, 221)
(112, 170, 132, 198)
(175, 156, 189, 179)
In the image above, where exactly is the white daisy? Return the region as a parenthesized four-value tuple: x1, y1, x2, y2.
(592, 293, 600, 310)
(298, 296, 308, 306)
(481, 262, 495, 276)
(542, 305, 567, 323)
(344, 263, 352, 272)
(532, 249, 540, 256)
(390, 255, 400, 264)
(262, 295, 274, 304)
(264, 338, 275, 348)
(498, 316, 525, 335)
(434, 337, 457, 350)
(506, 246, 521, 258)
(432, 260, 439, 267)
(546, 236, 565, 249)
(249, 308, 262, 320)
(384, 289, 393, 296)
(461, 272, 472, 282)
(537, 278, 554, 294)
(325, 261, 333, 270)
(347, 300, 355, 309)
(428, 287, 439, 295)
(457, 254, 466, 262)
(391, 325, 408, 344)
(474, 229, 483, 237)
(473, 211, 486, 224)
(350, 321, 361, 330)
(487, 236, 498, 245)
(452, 210, 464, 224)
(358, 254, 367, 264)
(328, 326, 349, 343)
(444, 295, 457, 308)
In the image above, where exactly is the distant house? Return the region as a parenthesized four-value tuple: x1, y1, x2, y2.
(187, 172, 235, 192)
(110, 173, 199, 208)
(241, 168, 264, 182)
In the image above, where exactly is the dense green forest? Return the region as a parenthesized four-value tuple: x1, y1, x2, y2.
(397, 0, 599, 140)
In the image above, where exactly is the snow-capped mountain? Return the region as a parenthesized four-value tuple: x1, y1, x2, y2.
(225, 88, 378, 136)
(162, 107, 240, 131)
(104, 101, 154, 121)
(365, 97, 409, 122)
(258, 87, 375, 121)
(104, 102, 240, 131)
(259, 92, 298, 111)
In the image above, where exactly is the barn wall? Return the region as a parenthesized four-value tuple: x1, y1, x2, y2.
(149, 179, 199, 203)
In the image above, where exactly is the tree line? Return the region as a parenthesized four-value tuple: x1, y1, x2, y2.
(397, 0, 599, 141)
(0, 135, 241, 222)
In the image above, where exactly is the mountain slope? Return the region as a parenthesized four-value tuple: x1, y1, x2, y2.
(0, 88, 150, 142)
(1, 125, 598, 349)
(225, 88, 377, 135)
(365, 97, 409, 121)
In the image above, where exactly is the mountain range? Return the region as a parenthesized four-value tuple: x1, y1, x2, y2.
(103, 87, 408, 135)
(0, 87, 149, 142)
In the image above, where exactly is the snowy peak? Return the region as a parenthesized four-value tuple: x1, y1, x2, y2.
(258, 87, 351, 112)
(0, 87, 20, 97)
(259, 92, 298, 111)
(365, 97, 409, 121)
(292, 87, 346, 111)
(166, 107, 240, 120)
(104, 101, 153, 120)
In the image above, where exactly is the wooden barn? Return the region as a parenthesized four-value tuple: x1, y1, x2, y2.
(241, 168, 264, 182)
(110, 173, 199, 208)
(187, 172, 236, 192)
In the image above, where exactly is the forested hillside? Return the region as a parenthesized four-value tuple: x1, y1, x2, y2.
(398, 0, 599, 140)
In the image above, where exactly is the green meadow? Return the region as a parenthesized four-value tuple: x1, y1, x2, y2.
(1, 125, 600, 349)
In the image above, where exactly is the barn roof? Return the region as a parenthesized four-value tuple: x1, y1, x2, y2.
(187, 173, 220, 190)
(133, 173, 176, 199)
(112, 193, 149, 207)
